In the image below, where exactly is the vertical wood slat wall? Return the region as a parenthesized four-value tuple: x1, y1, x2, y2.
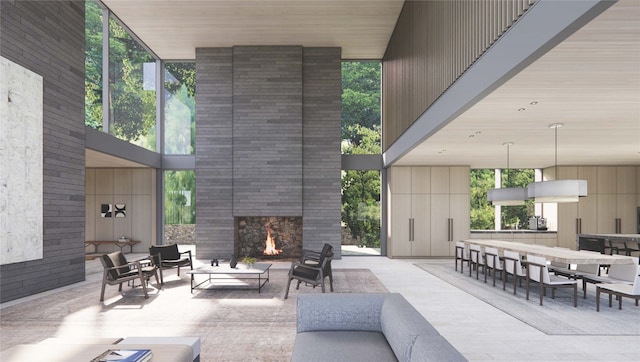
(382, 0, 535, 151)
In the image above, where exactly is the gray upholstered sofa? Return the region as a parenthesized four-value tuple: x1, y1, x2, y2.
(291, 293, 467, 362)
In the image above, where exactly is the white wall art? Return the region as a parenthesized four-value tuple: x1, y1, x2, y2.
(0, 56, 44, 265)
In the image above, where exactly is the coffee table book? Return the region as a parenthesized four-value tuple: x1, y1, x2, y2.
(91, 348, 152, 362)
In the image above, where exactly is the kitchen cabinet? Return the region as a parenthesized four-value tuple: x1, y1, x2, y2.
(557, 166, 598, 249)
(388, 167, 431, 257)
(557, 166, 638, 249)
(388, 166, 469, 257)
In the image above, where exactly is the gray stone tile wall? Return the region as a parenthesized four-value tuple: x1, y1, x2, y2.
(302, 48, 342, 257)
(195, 48, 235, 259)
(232, 46, 303, 216)
(0, 1, 86, 302)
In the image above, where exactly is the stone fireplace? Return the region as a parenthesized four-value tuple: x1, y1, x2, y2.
(195, 46, 342, 260)
(235, 217, 302, 259)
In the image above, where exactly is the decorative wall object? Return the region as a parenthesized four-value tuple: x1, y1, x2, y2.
(0, 56, 44, 265)
(114, 203, 126, 218)
(101, 203, 112, 218)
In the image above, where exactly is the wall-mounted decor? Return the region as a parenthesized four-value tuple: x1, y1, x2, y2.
(1, 56, 44, 265)
(114, 203, 126, 218)
(101, 203, 112, 218)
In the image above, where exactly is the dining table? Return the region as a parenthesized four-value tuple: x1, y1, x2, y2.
(463, 239, 637, 265)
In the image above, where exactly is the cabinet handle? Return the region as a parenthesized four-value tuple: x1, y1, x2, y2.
(409, 218, 414, 241)
(576, 218, 582, 234)
(448, 218, 453, 242)
(615, 218, 621, 234)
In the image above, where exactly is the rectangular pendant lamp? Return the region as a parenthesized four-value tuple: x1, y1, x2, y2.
(527, 179, 587, 203)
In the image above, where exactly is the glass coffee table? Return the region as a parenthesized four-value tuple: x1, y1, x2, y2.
(186, 263, 272, 293)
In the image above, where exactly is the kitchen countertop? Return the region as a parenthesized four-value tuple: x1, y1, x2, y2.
(578, 233, 640, 242)
(471, 230, 557, 234)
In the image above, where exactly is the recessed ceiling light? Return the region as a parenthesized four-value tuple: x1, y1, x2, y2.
(530, 101, 538, 105)
(518, 108, 526, 112)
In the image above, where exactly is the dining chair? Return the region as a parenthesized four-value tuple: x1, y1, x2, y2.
(454, 241, 470, 274)
(483, 247, 503, 286)
(469, 243, 483, 280)
(502, 250, 526, 295)
(525, 254, 578, 307)
(604, 240, 619, 255)
(596, 265, 640, 311)
(620, 242, 640, 256)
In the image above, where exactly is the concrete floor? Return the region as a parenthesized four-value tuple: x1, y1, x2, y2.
(3, 253, 639, 361)
(346, 256, 639, 361)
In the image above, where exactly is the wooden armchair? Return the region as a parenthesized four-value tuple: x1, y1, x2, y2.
(284, 246, 334, 299)
(149, 244, 193, 284)
(99, 251, 160, 301)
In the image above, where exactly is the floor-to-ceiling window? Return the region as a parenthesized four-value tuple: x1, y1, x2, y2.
(162, 62, 196, 244)
(164, 62, 196, 155)
(471, 168, 535, 230)
(341, 61, 382, 255)
(108, 17, 157, 151)
(85, 1, 196, 247)
(84, 0, 103, 131)
(164, 170, 196, 244)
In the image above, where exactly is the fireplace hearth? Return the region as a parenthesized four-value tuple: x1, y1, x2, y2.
(235, 217, 302, 259)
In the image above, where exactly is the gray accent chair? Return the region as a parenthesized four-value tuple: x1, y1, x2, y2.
(149, 244, 193, 284)
(284, 245, 333, 299)
(99, 251, 160, 301)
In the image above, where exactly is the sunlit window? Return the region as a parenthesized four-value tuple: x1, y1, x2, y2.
(164, 63, 196, 154)
(85, 0, 103, 130)
(108, 17, 157, 151)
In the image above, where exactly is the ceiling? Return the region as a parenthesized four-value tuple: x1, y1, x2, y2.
(86, 149, 149, 168)
(391, 0, 640, 168)
(95, 0, 640, 169)
(102, 0, 405, 60)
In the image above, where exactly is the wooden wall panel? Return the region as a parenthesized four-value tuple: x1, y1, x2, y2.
(382, 0, 535, 150)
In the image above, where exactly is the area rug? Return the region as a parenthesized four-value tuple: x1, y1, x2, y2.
(416, 262, 639, 336)
(0, 268, 387, 361)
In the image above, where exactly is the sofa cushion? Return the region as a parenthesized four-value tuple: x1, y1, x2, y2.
(296, 293, 386, 333)
(291, 331, 397, 362)
(380, 294, 439, 361)
(410, 334, 467, 362)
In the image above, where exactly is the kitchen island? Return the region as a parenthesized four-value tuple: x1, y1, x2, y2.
(578, 233, 640, 254)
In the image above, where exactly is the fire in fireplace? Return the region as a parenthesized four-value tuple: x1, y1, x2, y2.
(263, 226, 282, 256)
(235, 216, 302, 259)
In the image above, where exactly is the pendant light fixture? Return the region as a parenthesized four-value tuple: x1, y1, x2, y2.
(527, 123, 587, 203)
(487, 142, 529, 206)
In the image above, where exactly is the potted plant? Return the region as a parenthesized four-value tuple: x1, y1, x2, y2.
(241, 256, 257, 268)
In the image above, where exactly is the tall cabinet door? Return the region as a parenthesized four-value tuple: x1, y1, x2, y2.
(450, 193, 470, 251)
(389, 193, 412, 257)
(412, 194, 431, 256)
(430, 193, 450, 256)
(578, 167, 599, 235)
(616, 166, 637, 234)
(557, 167, 577, 248)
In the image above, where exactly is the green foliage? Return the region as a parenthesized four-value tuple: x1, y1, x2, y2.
(501, 169, 535, 229)
(164, 171, 196, 224)
(342, 62, 381, 153)
(470, 168, 536, 230)
(470, 169, 495, 230)
(340, 62, 382, 248)
(341, 169, 381, 248)
(108, 18, 156, 149)
(85, 0, 103, 130)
